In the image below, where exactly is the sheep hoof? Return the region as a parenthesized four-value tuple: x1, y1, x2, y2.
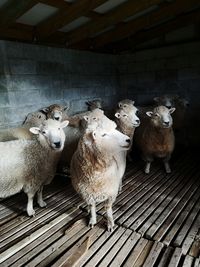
(88, 218, 96, 228)
(166, 169, 171, 174)
(144, 169, 150, 174)
(107, 223, 114, 232)
(27, 209, 35, 217)
(38, 200, 47, 208)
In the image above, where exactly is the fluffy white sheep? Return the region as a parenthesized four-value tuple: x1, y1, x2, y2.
(0, 119, 69, 216)
(70, 117, 130, 232)
(135, 106, 175, 174)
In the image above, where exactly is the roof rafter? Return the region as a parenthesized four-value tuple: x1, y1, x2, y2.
(110, 8, 200, 52)
(88, 0, 200, 49)
(65, 0, 163, 46)
(36, 0, 108, 39)
(0, 0, 37, 27)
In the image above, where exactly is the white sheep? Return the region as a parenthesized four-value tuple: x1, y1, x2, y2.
(135, 105, 175, 174)
(0, 111, 46, 142)
(70, 117, 130, 232)
(0, 119, 69, 216)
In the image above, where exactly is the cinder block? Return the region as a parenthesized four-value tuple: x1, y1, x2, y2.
(36, 61, 65, 75)
(63, 88, 80, 100)
(178, 68, 200, 80)
(9, 59, 36, 74)
(70, 99, 88, 113)
(40, 88, 63, 102)
(0, 75, 12, 91)
(0, 92, 9, 106)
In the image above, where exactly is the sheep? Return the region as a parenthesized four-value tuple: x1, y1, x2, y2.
(135, 105, 175, 174)
(115, 104, 140, 161)
(86, 99, 103, 111)
(0, 111, 46, 142)
(70, 117, 130, 232)
(0, 119, 69, 216)
(41, 104, 69, 122)
(118, 99, 135, 109)
(153, 94, 189, 146)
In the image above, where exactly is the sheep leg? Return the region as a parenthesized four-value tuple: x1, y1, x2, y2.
(27, 192, 36, 217)
(144, 162, 151, 174)
(105, 200, 114, 232)
(163, 155, 171, 173)
(88, 202, 96, 228)
(37, 186, 47, 208)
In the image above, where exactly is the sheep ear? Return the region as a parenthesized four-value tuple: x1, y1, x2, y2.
(29, 127, 40, 135)
(115, 112, 121, 118)
(169, 107, 176, 114)
(153, 97, 159, 103)
(132, 100, 135, 105)
(92, 131, 96, 140)
(41, 107, 49, 113)
(61, 120, 69, 128)
(118, 103, 122, 108)
(146, 111, 153, 117)
(83, 116, 89, 121)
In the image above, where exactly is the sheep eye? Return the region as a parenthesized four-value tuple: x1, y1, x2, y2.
(93, 117, 97, 120)
(102, 133, 107, 137)
(42, 131, 46, 134)
(123, 115, 127, 117)
(58, 128, 60, 130)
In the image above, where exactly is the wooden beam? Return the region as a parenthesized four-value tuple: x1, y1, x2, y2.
(0, 23, 34, 41)
(89, 0, 200, 48)
(36, 0, 108, 39)
(110, 8, 200, 52)
(65, 0, 163, 46)
(0, 0, 37, 27)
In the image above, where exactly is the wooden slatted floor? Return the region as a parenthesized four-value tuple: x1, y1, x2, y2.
(0, 151, 200, 266)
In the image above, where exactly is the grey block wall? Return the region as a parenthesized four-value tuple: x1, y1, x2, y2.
(0, 41, 119, 128)
(118, 41, 200, 146)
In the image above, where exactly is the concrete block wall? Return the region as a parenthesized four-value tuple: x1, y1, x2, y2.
(0, 41, 119, 128)
(118, 41, 200, 146)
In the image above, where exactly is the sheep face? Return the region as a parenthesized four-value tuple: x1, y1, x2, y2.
(115, 107, 140, 128)
(86, 99, 103, 111)
(153, 95, 177, 109)
(118, 99, 135, 109)
(23, 112, 46, 126)
(30, 119, 69, 151)
(91, 126, 130, 153)
(42, 104, 69, 121)
(146, 106, 175, 128)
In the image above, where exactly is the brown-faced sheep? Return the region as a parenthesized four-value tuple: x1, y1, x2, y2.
(0, 119, 68, 216)
(135, 106, 175, 174)
(41, 104, 69, 122)
(0, 111, 46, 142)
(86, 99, 103, 111)
(70, 118, 130, 232)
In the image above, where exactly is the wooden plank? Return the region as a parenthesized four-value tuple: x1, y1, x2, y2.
(132, 240, 154, 267)
(0, 0, 37, 27)
(194, 257, 200, 267)
(153, 182, 200, 242)
(90, 0, 200, 48)
(37, 0, 108, 38)
(134, 163, 193, 234)
(158, 246, 174, 267)
(123, 238, 149, 267)
(168, 247, 182, 267)
(181, 212, 200, 255)
(3, 212, 84, 267)
(0, 208, 77, 264)
(142, 242, 164, 267)
(182, 255, 194, 267)
(139, 164, 197, 236)
(189, 232, 200, 257)
(145, 169, 199, 240)
(163, 190, 200, 246)
(65, 0, 162, 46)
(98, 229, 133, 267)
(110, 8, 200, 53)
(109, 232, 141, 267)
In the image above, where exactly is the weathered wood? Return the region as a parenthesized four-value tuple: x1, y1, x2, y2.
(182, 255, 194, 267)
(37, 0, 108, 38)
(0, 0, 37, 27)
(66, 0, 163, 46)
(168, 247, 182, 267)
(90, 0, 200, 48)
(158, 246, 174, 267)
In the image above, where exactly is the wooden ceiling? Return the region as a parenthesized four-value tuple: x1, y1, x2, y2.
(0, 0, 200, 53)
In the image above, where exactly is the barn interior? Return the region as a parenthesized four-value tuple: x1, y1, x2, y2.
(0, 0, 200, 266)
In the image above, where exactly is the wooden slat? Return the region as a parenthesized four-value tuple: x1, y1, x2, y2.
(36, 0, 108, 38)
(89, 0, 200, 48)
(0, 0, 37, 27)
(158, 246, 174, 267)
(182, 255, 194, 267)
(142, 241, 164, 267)
(168, 247, 182, 267)
(65, 0, 162, 46)
(109, 8, 200, 53)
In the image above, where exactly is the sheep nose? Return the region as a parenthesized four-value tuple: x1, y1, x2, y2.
(126, 139, 131, 143)
(54, 142, 61, 148)
(54, 117, 59, 121)
(166, 105, 171, 109)
(136, 119, 140, 124)
(163, 121, 169, 126)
